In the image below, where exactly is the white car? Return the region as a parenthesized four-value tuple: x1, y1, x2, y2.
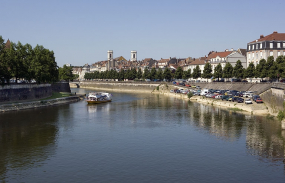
(245, 99, 252, 104)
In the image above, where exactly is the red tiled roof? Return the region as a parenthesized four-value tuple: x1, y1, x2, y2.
(249, 31, 285, 43)
(189, 58, 205, 65)
(207, 51, 232, 59)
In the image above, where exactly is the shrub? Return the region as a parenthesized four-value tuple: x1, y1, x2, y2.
(277, 111, 285, 121)
(187, 92, 193, 99)
(156, 86, 159, 90)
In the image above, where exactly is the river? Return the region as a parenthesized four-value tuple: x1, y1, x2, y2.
(0, 88, 285, 183)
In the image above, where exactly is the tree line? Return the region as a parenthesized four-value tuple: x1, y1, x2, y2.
(0, 36, 59, 84)
(84, 56, 285, 81)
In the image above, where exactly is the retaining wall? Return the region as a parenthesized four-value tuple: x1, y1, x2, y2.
(0, 82, 71, 103)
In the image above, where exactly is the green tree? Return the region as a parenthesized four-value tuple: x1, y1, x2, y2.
(149, 68, 157, 80)
(276, 56, 285, 79)
(156, 68, 163, 80)
(202, 63, 212, 81)
(163, 67, 172, 81)
(222, 62, 233, 81)
(192, 65, 201, 79)
(268, 61, 278, 80)
(136, 68, 142, 79)
(244, 62, 255, 78)
(143, 68, 150, 79)
(255, 59, 266, 79)
(59, 65, 73, 81)
(174, 66, 183, 79)
(232, 60, 244, 79)
(214, 63, 223, 81)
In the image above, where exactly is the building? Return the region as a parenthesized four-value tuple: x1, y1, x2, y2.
(247, 31, 285, 66)
(207, 49, 247, 71)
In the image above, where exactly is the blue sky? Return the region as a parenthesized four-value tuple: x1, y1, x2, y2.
(1, 0, 285, 67)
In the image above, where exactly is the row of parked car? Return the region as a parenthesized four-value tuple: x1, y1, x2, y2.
(170, 87, 263, 105)
(200, 89, 263, 104)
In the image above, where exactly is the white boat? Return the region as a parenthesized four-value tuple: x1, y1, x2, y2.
(86, 92, 112, 104)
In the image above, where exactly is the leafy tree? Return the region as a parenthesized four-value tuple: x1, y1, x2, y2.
(156, 68, 163, 80)
(222, 62, 233, 80)
(214, 63, 223, 81)
(59, 65, 73, 81)
(149, 68, 157, 80)
(244, 62, 255, 78)
(163, 67, 172, 81)
(232, 60, 244, 79)
(255, 59, 266, 79)
(268, 61, 278, 80)
(202, 62, 212, 81)
(276, 56, 285, 79)
(143, 67, 150, 79)
(136, 68, 142, 79)
(174, 66, 183, 79)
(192, 65, 201, 79)
(118, 69, 125, 80)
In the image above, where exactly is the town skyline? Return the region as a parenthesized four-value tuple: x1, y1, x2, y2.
(1, 0, 285, 67)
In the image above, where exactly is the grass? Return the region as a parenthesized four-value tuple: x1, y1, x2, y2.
(229, 107, 243, 111)
(41, 92, 72, 100)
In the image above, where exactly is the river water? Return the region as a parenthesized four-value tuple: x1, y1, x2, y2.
(0, 88, 285, 183)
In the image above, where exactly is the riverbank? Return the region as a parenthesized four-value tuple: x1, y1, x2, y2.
(0, 95, 85, 113)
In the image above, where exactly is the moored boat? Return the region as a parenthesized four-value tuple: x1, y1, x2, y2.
(86, 92, 112, 104)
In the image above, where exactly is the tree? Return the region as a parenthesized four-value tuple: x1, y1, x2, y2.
(149, 68, 157, 80)
(255, 59, 266, 79)
(192, 65, 201, 79)
(276, 56, 285, 79)
(156, 68, 163, 80)
(143, 68, 150, 79)
(174, 66, 183, 79)
(163, 67, 172, 81)
(136, 68, 142, 79)
(268, 61, 278, 80)
(244, 62, 255, 78)
(202, 63, 212, 81)
(222, 62, 233, 80)
(214, 63, 223, 81)
(59, 65, 73, 81)
(232, 60, 244, 79)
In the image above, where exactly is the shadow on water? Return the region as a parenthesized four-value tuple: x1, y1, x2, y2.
(0, 106, 68, 182)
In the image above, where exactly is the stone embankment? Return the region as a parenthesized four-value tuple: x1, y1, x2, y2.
(0, 95, 84, 113)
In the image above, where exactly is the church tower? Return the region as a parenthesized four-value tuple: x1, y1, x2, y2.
(131, 50, 137, 62)
(107, 50, 114, 70)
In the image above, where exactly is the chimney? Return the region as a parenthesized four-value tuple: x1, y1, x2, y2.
(260, 35, 264, 39)
(169, 57, 171, 60)
(231, 48, 233, 51)
(273, 31, 278, 33)
(225, 49, 228, 52)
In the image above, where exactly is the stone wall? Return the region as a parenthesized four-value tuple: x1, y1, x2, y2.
(0, 82, 71, 103)
(80, 81, 158, 92)
(261, 88, 284, 114)
(0, 84, 52, 103)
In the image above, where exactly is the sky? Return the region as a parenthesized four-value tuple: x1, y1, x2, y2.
(1, 0, 285, 67)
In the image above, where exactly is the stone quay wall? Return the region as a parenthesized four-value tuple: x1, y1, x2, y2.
(0, 82, 71, 103)
(79, 81, 158, 92)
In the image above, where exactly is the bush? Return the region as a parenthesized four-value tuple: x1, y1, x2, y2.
(156, 86, 159, 90)
(187, 92, 193, 99)
(277, 111, 285, 121)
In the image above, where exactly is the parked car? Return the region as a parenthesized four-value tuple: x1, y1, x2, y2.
(170, 90, 174, 93)
(252, 95, 260, 102)
(237, 98, 244, 103)
(255, 98, 263, 103)
(245, 99, 252, 104)
(185, 84, 191, 87)
(221, 95, 230, 101)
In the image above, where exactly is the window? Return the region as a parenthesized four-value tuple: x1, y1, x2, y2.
(248, 53, 251, 59)
(277, 43, 281, 48)
(270, 51, 273, 56)
(252, 53, 254, 58)
(253, 45, 255, 50)
(283, 42, 285, 48)
(270, 43, 273, 48)
(260, 52, 263, 58)
(278, 52, 280, 56)
(256, 53, 258, 58)
(256, 44, 259, 49)
(260, 43, 262, 49)
(248, 45, 251, 50)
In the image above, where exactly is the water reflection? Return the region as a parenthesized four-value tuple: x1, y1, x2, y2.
(0, 107, 60, 181)
(188, 101, 284, 165)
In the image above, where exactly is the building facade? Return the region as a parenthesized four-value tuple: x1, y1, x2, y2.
(247, 31, 285, 66)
